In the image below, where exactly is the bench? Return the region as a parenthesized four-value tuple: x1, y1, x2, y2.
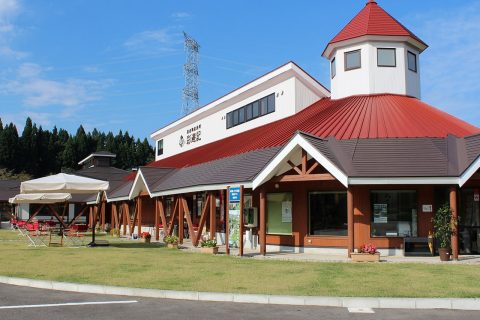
(404, 237, 434, 256)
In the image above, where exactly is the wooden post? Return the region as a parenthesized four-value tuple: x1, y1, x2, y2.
(155, 198, 160, 241)
(225, 187, 230, 255)
(259, 190, 266, 256)
(194, 195, 210, 246)
(301, 149, 307, 175)
(347, 187, 354, 257)
(137, 197, 142, 235)
(178, 197, 184, 244)
(158, 198, 168, 237)
(239, 185, 244, 257)
(450, 186, 459, 260)
(88, 206, 93, 228)
(100, 201, 105, 230)
(130, 200, 138, 236)
(26, 204, 45, 223)
(209, 193, 216, 241)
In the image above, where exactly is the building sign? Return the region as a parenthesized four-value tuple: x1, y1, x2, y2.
(179, 124, 202, 148)
(373, 204, 388, 223)
(229, 187, 241, 203)
(422, 205, 433, 213)
(281, 201, 292, 223)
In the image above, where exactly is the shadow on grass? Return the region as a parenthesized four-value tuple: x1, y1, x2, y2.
(108, 242, 166, 249)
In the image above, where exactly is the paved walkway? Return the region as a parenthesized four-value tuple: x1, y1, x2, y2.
(173, 239, 480, 264)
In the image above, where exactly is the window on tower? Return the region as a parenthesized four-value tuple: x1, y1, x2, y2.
(377, 48, 396, 67)
(345, 49, 361, 71)
(331, 57, 336, 78)
(407, 51, 417, 72)
(157, 139, 164, 156)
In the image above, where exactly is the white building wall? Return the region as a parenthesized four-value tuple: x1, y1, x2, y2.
(155, 76, 323, 161)
(330, 41, 421, 100)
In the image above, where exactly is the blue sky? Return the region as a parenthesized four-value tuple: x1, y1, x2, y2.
(1, 0, 480, 142)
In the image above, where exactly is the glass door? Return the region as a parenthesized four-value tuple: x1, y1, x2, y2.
(459, 189, 480, 254)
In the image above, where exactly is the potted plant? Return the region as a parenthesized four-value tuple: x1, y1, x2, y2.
(432, 204, 457, 261)
(350, 243, 380, 262)
(141, 231, 151, 244)
(200, 239, 218, 254)
(164, 235, 179, 249)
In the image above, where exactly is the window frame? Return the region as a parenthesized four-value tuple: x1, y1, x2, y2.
(344, 49, 362, 71)
(308, 191, 348, 237)
(331, 57, 336, 78)
(377, 48, 396, 67)
(266, 192, 293, 236)
(225, 93, 275, 129)
(157, 139, 164, 156)
(407, 51, 417, 73)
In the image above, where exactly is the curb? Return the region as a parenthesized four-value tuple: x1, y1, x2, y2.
(0, 276, 479, 311)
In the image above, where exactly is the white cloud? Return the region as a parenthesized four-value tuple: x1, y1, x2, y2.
(407, 2, 480, 125)
(124, 27, 182, 54)
(0, 0, 26, 59)
(0, 0, 19, 20)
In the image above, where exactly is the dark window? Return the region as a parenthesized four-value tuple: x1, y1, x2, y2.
(267, 94, 275, 113)
(246, 104, 253, 121)
(377, 48, 396, 67)
(225, 93, 276, 129)
(345, 49, 361, 71)
(408, 51, 417, 72)
(331, 57, 336, 78)
(232, 110, 239, 126)
(309, 192, 347, 236)
(157, 139, 163, 156)
(238, 107, 245, 124)
(371, 190, 418, 237)
(252, 101, 260, 118)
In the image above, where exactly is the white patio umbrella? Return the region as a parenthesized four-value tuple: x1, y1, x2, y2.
(9, 193, 72, 204)
(20, 173, 109, 246)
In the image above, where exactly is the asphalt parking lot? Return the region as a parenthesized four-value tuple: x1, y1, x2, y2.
(0, 283, 478, 320)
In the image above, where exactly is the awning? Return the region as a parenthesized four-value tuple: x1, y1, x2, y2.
(9, 193, 72, 204)
(20, 173, 109, 194)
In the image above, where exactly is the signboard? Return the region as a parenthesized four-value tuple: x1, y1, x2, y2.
(179, 124, 202, 148)
(281, 201, 292, 223)
(422, 205, 433, 213)
(229, 187, 241, 203)
(373, 204, 388, 223)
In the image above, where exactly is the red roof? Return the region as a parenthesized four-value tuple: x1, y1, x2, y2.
(145, 94, 480, 170)
(328, 1, 427, 47)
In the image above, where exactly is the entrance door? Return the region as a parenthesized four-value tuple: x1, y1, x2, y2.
(459, 189, 480, 254)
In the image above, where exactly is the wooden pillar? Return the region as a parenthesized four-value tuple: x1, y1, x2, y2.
(155, 198, 160, 241)
(225, 188, 230, 255)
(450, 186, 459, 260)
(178, 197, 184, 244)
(89, 206, 93, 228)
(122, 202, 128, 235)
(239, 185, 244, 256)
(347, 187, 354, 257)
(209, 193, 216, 240)
(100, 201, 105, 230)
(259, 190, 266, 256)
(137, 197, 143, 235)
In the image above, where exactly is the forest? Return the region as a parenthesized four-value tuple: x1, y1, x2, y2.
(0, 117, 154, 179)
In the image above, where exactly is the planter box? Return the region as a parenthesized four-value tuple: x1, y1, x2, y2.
(143, 238, 151, 244)
(200, 246, 219, 254)
(351, 252, 381, 262)
(167, 243, 178, 249)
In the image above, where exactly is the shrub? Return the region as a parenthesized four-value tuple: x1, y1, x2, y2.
(201, 239, 217, 248)
(164, 235, 179, 244)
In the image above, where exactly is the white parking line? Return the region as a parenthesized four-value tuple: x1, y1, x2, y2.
(348, 307, 375, 313)
(0, 300, 138, 310)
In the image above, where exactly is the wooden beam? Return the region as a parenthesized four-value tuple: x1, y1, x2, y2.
(167, 198, 178, 236)
(306, 161, 319, 175)
(27, 204, 45, 223)
(259, 190, 266, 256)
(68, 205, 87, 227)
(137, 197, 142, 235)
(158, 198, 168, 237)
(155, 198, 160, 241)
(287, 160, 302, 175)
(274, 173, 336, 183)
(182, 198, 196, 244)
(301, 149, 307, 175)
(209, 193, 216, 241)
(178, 197, 184, 244)
(347, 187, 354, 257)
(130, 200, 138, 236)
(62, 203, 68, 223)
(239, 185, 244, 257)
(48, 204, 67, 228)
(194, 194, 210, 246)
(450, 186, 459, 261)
(100, 201, 106, 230)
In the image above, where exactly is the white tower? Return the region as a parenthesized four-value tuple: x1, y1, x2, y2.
(322, 1, 428, 100)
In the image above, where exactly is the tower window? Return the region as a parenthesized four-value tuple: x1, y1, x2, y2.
(331, 57, 336, 78)
(345, 49, 361, 71)
(377, 48, 396, 67)
(157, 139, 163, 156)
(407, 51, 417, 72)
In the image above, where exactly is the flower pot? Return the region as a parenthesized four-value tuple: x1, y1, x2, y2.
(438, 248, 451, 261)
(350, 252, 380, 262)
(143, 238, 151, 244)
(200, 246, 219, 254)
(167, 243, 178, 249)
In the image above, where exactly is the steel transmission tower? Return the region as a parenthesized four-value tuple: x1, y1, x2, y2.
(182, 32, 200, 115)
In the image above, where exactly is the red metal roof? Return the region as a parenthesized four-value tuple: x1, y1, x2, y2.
(144, 94, 480, 171)
(328, 1, 427, 47)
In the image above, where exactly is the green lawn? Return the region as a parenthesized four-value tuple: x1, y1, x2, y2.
(0, 229, 479, 298)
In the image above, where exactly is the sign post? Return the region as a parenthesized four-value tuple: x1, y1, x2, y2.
(227, 186, 242, 255)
